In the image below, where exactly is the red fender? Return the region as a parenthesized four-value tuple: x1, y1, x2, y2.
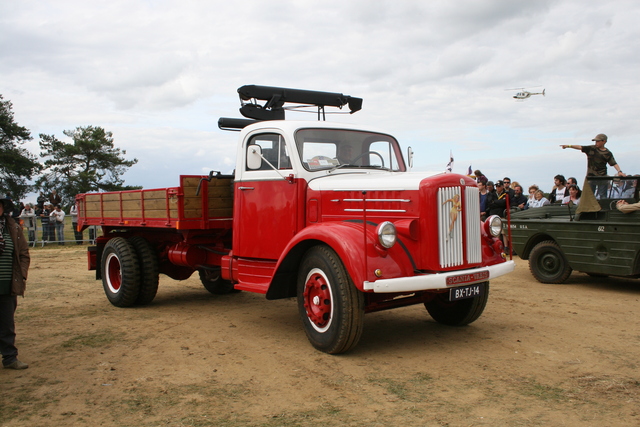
(272, 221, 415, 293)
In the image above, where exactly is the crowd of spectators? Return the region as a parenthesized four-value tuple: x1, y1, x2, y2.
(473, 171, 638, 220)
(1, 190, 87, 245)
(474, 132, 634, 218)
(473, 169, 585, 220)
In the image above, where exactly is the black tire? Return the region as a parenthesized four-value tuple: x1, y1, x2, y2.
(424, 282, 490, 326)
(297, 245, 365, 354)
(129, 236, 159, 305)
(198, 269, 237, 295)
(529, 240, 572, 284)
(101, 237, 141, 307)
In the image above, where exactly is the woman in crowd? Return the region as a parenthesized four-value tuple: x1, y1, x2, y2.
(562, 185, 582, 205)
(527, 190, 550, 208)
(474, 169, 487, 184)
(527, 185, 539, 207)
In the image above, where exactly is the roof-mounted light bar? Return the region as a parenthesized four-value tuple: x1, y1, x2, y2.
(218, 85, 364, 131)
(238, 84, 362, 120)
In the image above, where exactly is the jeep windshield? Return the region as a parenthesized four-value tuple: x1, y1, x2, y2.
(295, 128, 405, 172)
(586, 176, 638, 201)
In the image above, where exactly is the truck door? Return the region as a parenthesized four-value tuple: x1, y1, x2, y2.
(234, 132, 298, 260)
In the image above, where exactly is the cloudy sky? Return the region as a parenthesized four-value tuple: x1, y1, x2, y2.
(2, 0, 640, 201)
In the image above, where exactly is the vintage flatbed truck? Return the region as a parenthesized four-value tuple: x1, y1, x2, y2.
(78, 85, 515, 354)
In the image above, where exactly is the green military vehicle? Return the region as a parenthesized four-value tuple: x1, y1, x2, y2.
(507, 175, 640, 283)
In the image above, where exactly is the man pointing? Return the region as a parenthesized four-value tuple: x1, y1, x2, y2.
(560, 133, 624, 177)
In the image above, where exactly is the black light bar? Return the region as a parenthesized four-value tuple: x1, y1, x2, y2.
(218, 85, 364, 131)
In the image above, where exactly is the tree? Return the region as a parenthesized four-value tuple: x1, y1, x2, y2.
(0, 94, 41, 199)
(37, 126, 140, 205)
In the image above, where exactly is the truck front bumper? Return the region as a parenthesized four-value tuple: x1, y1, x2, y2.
(363, 260, 515, 293)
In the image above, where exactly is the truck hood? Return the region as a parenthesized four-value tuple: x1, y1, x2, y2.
(307, 171, 445, 192)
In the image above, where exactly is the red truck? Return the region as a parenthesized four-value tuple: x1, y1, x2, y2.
(78, 85, 515, 354)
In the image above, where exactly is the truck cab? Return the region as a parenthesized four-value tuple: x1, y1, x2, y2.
(228, 121, 408, 282)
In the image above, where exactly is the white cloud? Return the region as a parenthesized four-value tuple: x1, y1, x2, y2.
(1, 0, 639, 197)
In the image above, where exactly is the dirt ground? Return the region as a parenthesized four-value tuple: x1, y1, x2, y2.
(1, 246, 639, 427)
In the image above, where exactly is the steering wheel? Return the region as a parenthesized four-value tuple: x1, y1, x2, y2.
(350, 151, 385, 168)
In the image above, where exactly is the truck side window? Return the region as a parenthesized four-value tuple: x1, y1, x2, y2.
(247, 133, 292, 171)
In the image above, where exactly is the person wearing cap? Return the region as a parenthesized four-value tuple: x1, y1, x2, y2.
(560, 134, 625, 177)
(0, 194, 31, 369)
(487, 180, 509, 217)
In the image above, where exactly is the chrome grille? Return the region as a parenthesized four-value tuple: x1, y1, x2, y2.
(438, 186, 481, 268)
(438, 187, 463, 267)
(465, 186, 482, 264)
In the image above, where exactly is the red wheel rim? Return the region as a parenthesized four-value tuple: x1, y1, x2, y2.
(105, 253, 122, 293)
(303, 268, 333, 332)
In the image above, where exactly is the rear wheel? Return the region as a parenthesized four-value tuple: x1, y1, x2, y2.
(297, 245, 364, 354)
(198, 269, 236, 294)
(101, 237, 140, 307)
(425, 282, 489, 326)
(529, 240, 572, 284)
(129, 236, 159, 305)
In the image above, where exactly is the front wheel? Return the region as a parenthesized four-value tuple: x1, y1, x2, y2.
(101, 237, 141, 307)
(297, 245, 365, 354)
(424, 282, 490, 326)
(529, 240, 572, 284)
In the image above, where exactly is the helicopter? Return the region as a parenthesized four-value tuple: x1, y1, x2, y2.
(507, 87, 545, 100)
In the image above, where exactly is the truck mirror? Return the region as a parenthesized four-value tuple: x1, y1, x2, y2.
(407, 146, 414, 169)
(247, 145, 263, 170)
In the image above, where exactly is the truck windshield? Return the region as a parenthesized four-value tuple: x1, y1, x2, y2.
(295, 128, 405, 172)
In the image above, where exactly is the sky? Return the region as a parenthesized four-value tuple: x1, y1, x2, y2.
(2, 0, 640, 202)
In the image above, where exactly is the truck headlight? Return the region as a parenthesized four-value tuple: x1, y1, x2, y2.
(377, 221, 397, 248)
(485, 215, 502, 237)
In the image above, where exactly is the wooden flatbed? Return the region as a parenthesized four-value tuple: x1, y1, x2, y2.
(76, 175, 234, 230)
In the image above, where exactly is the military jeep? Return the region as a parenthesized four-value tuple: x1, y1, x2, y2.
(507, 175, 640, 284)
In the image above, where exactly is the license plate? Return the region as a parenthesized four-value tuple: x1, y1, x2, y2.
(446, 270, 489, 286)
(449, 283, 484, 301)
